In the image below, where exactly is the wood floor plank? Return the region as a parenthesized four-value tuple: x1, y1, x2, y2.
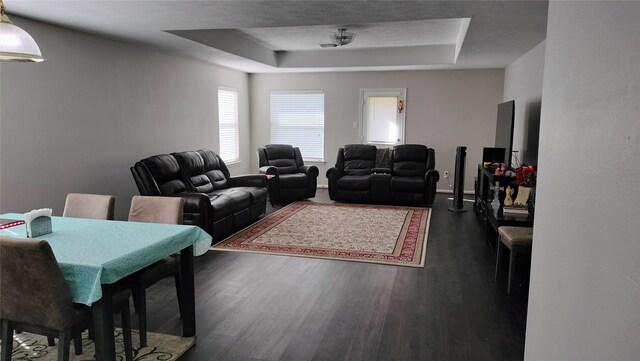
(140, 191, 528, 360)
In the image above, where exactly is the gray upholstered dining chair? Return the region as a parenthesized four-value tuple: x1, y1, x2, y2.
(62, 193, 115, 220)
(0, 236, 133, 361)
(119, 195, 184, 347)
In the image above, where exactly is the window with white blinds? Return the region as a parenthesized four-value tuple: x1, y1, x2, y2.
(218, 87, 239, 163)
(270, 90, 325, 162)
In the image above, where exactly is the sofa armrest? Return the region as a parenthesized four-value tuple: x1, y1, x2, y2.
(259, 166, 279, 176)
(372, 167, 391, 174)
(228, 174, 267, 188)
(424, 169, 440, 206)
(178, 193, 211, 233)
(425, 169, 440, 183)
(299, 165, 319, 178)
(326, 167, 343, 201)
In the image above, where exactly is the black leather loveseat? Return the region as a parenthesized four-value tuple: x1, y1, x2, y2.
(131, 149, 268, 241)
(326, 144, 439, 206)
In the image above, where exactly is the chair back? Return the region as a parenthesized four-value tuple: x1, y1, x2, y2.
(128, 196, 184, 224)
(0, 236, 75, 330)
(63, 193, 115, 220)
(342, 144, 377, 175)
(392, 144, 433, 177)
(258, 144, 303, 175)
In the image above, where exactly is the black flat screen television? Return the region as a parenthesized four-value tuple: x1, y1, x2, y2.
(494, 100, 515, 168)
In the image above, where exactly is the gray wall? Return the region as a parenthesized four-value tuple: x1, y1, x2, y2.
(249, 70, 504, 192)
(503, 41, 545, 165)
(0, 17, 251, 220)
(525, 2, 640, 360)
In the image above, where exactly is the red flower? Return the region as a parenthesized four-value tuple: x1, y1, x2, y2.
(515, 164, 537, 187)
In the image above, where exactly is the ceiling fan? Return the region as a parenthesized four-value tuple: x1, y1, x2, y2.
(320, 28, 356, 48)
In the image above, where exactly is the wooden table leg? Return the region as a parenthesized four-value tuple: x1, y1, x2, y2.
(92, 284, 115, 361)
(180, 245, 196, 337)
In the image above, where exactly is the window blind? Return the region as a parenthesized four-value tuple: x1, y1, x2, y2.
(218, 88, 239, 163)
(270, 90, 325, 161)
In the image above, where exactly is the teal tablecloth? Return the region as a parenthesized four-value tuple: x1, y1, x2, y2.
(0, 214, 212, 306)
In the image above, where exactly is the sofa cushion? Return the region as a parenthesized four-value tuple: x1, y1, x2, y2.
(390, 177, 425, 192)
(337, 175, 371, 191)
(279, 173, 309, 188)
(229, 187, 268, 205)
(208, 194, 235, 221)
(197, 149, 230, 190)
(209, 189, 251, 211)
(393, 145, 428, 177)
(343, 144, 377, 175)
(139, 154, 188, 196)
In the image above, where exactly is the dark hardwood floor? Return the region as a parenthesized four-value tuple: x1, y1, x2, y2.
(142, 190, 528, 360)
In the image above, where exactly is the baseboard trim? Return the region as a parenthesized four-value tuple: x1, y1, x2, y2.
(318, 186, 473, 195)
(437, 189, 475, 195)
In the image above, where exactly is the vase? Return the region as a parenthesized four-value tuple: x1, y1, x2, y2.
(527, 187, 536, 215)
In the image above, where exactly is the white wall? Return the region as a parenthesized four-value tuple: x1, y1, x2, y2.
(503, 41, 545, 165)
(0, 17, 251, 220)
(250, 70, 504, 192)
(525, 2, 640, 360)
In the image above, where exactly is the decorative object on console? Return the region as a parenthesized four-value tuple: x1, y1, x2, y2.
(504, 186, 514, 206)
(513, 186, 532, 207)
(515, 164, 537, 187)
(0, 0, 44, 62)
(212, 202, 431, 268)
(491, 184, 501, 208)
(514, 163, 537, 212)
(24, 208, 52, 238)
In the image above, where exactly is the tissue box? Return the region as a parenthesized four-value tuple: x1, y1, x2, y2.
(25, 208, 53, 238)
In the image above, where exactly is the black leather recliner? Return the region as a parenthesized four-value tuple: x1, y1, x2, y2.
(131, 149, 268, 241)
(258, 144, 319, 204)
(326, 144, 439, 206)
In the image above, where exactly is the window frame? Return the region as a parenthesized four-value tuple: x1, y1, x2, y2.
(269, 89, 325, 163)
(217, 86, 240, 164)
(358, 88, 407, 147)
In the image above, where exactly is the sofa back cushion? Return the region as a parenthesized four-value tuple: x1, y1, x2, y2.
(137, 154, 189, 196)
(343, 144, 377, 175)
(263, 144, 298, 175)
(392, 144, 428, 177)
(197, 149, 231, 190)
(172, 151, 215, 193)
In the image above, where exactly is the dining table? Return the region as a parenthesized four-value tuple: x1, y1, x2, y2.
(0, 213, 212, 361)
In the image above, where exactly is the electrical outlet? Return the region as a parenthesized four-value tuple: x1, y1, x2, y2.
(444, 170, 449, 178)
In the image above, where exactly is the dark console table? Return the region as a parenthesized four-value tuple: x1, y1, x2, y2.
(474, 164, 534, 252)
(474, 164, 516, 217)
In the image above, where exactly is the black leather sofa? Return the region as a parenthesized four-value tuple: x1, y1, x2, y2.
(326, 144, 439, 206)
(131, 149, 268, 241)
(257, 144, 319, 204)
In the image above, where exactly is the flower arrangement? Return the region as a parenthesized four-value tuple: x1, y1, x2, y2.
(515, 164, 537, 187)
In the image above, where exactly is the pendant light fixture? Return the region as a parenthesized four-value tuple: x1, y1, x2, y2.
(0, 0, 44, 62)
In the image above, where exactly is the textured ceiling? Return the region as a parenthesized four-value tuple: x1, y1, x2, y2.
(238, 19, 466, 51)
(6, 0, 549, 73)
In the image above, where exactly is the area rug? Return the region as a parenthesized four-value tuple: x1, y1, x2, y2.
(3, 329, 194, 361)
(212, 202, 431, 267)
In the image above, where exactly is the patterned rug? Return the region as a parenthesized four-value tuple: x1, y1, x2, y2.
(3, 329, 194, 360)
(212, 202, 431, 267)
